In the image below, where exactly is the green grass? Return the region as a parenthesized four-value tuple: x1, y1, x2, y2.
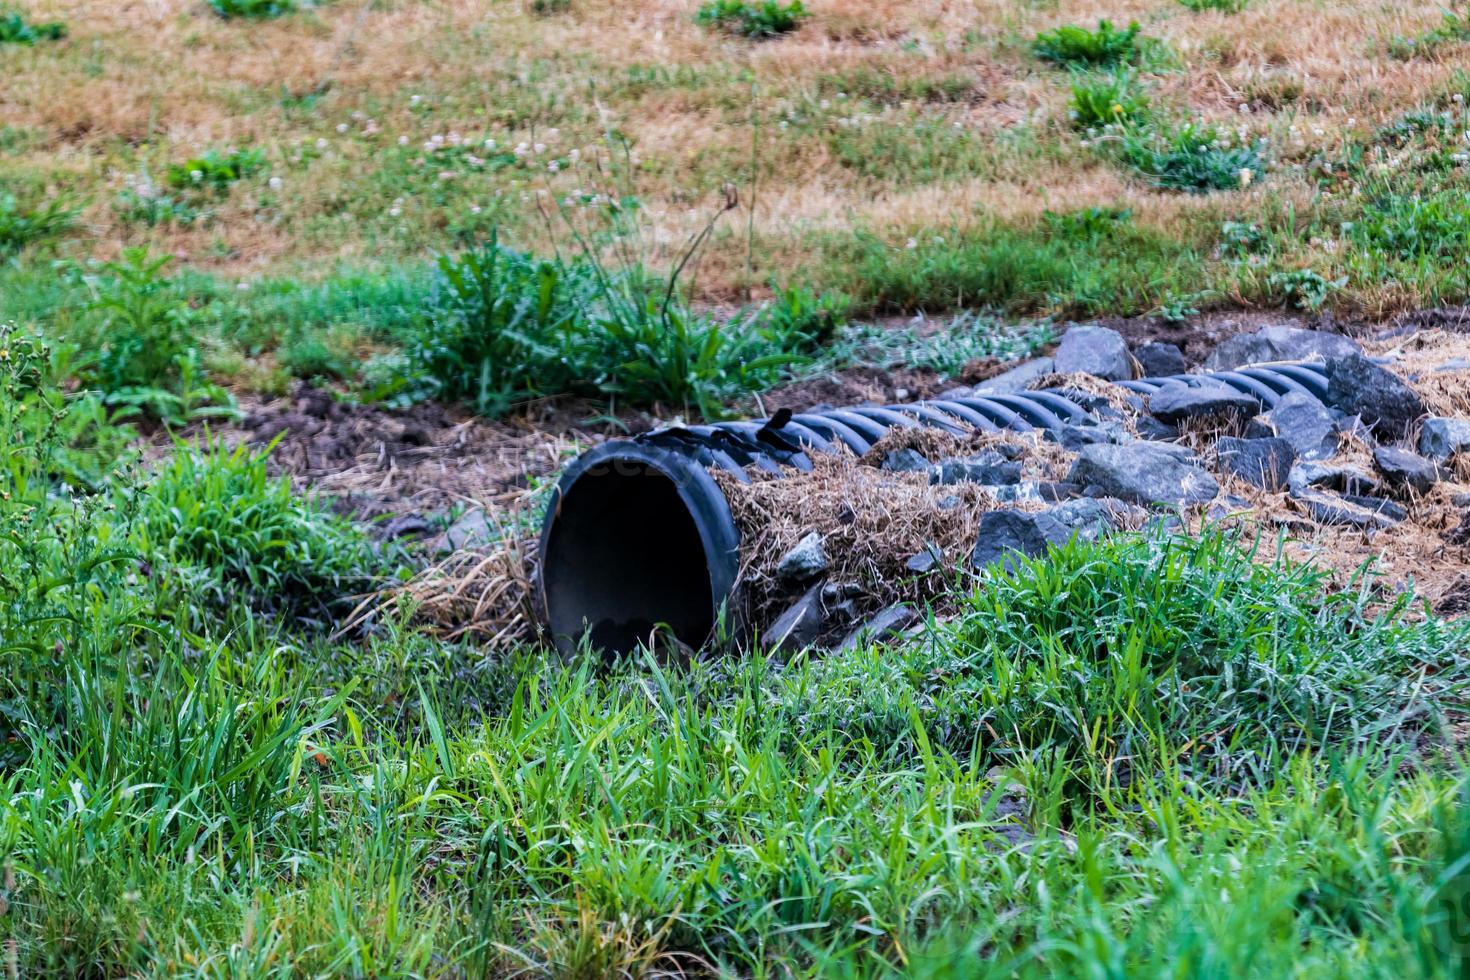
(818, 209, 1213, 317)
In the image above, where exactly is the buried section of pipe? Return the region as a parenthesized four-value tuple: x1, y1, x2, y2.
(536, 361, 1329, 654)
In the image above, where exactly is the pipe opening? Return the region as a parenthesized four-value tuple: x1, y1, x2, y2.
(540, 456, 726, 654)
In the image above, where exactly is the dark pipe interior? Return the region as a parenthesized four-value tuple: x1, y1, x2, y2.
(541, 461, 716, 654)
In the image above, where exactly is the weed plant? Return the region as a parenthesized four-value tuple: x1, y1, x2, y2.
(0, 8, 64, 44)
(696, 0, 806, 38)
(1032, 20, 1145, 68)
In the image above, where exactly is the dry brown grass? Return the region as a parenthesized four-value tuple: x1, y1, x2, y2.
(4, 0, 1463, 290)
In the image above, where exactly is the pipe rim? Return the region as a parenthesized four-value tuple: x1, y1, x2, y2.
(535, 440, 742, 655)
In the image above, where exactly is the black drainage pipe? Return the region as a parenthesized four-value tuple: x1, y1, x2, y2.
(535, 361, 1328, 654)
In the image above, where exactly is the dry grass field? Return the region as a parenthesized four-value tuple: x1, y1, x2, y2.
(7, 0, 1470, 316)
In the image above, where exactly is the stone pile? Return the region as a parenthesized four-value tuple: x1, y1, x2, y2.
(757, 323, 1470, 652)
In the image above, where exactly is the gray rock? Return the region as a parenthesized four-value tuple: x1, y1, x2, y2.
(1256, 393, 1339, 461)
(1148, 381, 1260, 425)
(1215, 436, 1296, 491)
(1046, 498, 1119, 543)
(1053, 325, 1133, 381)
(1324, 353, 1426, 440)
(905, 543, 945, 574)
(765, 584, 824, 654)
(932, 451, 1022, 486)
(1293, 488, 1400, 529)
(1067, 442, 1219, 507)
(1134, 341, 1188, 378)
(839, 604, 917, 652)
(1372, 445, 1439, 494)
(881, 448, 932, 474)
(1419, 417, 1470, 462)
(431, 508, 495, 554)
(937, 494, 964, 510)
(1135, 416, 1181, 442)
(989, 481, 1082, 504)
(777, 532, 828, 585)
(1206, 494, 1253, 522)
(1342, 493, 1409, 522)
(975, 357, 1056, 394)
(1204, 326, 1361, 371)
(970, 509, 1074, 573)
(1287, 462, 1380, 497)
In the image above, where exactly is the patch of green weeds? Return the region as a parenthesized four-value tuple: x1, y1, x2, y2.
(207, 0, 297, 19)
(396, 230, 833, 418)
(1032, 20, 1145, 68)
(1270, 268, 1345, 310)
(0, 192, 76, 256)
(132, 438, 379, 614)
(1069, 69, 1150, 130)
(81, 248, 234, 424)
(1179, 0, 1248, 11)
(165, 147, 266, 193)
(1119, 121, 1266, 192)
(696, 0, 806, 38)
(0, 8, 64, 44)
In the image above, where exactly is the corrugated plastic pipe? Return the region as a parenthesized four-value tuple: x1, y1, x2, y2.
(535, 361, 1329, 654)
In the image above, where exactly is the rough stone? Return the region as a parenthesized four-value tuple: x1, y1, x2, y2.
(1372, 445, 1440, 494)
(1419, 417, 1470, 462)
(1134, 341, 1188, 377)
(932, 451, 1022, 486)
(431, 509, 494, 555)
(905, 543, 945, 574)
(1204, 326, 1361, 371)
(838, 604, 918, 652)
(1324, 353, 1426, 440)
(1148, 381, 1260, 425)
(989, 481, 1083, 504)
(1046, 498, 1119, 543)
(1342, 493, 1409, 522)
(1135, 416, 1181, 442)
(975, 357, 1056, 394)
(1067, 442, 1219, 506)
(881, 448, 932, 474)
(970, 509, 1074, 573)
(765, 584, 823, 654)
(1288, 462, 1380, 497)
(776, 531, 828, 585)
(1215, 436, 1297, 491)
(1293, 488, 1400, 529)
(1256, 393, 1339, 461)
(1053, 325, 1133, 381)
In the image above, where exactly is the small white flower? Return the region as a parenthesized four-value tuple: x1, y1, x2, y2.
(819, 99, 830, 109)
(547, 127, 560, 139)
(470, 205, 481, 214)
(336, 123, 348, 134)
(398, 135, 409, 146)
(484, 138, 497, 150)
(548, 160, 560, 172)
(409, 94, 422, 105)
(389, 206, 402, 217)
(268, 176, 283, 190)
(533, 142, 546, 154)
(568, 148, 580, 161)
(1456, 93, 1465, 103)
(237, 281, 250, 291)
(315, 138, 328, 150)
(905, 237, 918, 249)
